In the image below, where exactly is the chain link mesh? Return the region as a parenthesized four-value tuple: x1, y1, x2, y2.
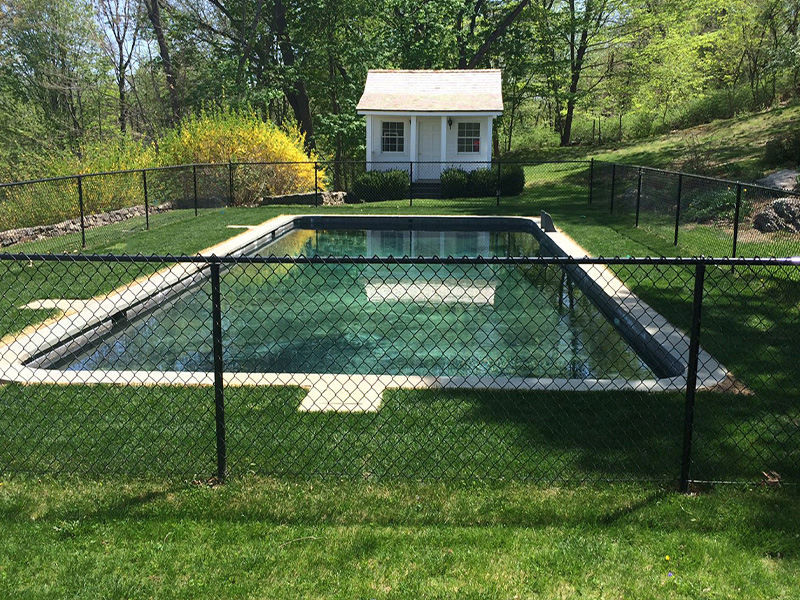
(0, 253, 797, 484)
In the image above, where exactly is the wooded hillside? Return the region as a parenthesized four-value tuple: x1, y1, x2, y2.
(1, 0, 799, 179)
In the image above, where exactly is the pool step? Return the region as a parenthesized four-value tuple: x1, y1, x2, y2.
(410, 181, 441, 199)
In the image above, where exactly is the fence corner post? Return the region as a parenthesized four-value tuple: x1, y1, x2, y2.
(192, 164, 198, 216)
(228, 161, 235, 206)
(210, 259, 227, 482)
(496, 159, 502, 207)
(142, 170, 149, 231)
(588, 158, 594, 204)
(635, 167, 642, 227)
(610, 164, 616, 215)
(732, 182, 742, 259)
(680, 261, 706, 493)
(77, 175, 86, 248)
(674, 173, 683, 246)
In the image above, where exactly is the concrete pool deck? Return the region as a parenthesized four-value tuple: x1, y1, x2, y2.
(0, 214, 730, 412)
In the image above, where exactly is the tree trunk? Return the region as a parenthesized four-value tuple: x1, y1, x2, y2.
(144, 0, 181, 125)
(274, 0, 315, 150)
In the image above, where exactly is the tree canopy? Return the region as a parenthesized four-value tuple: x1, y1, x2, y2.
(1, 0, 799, 179)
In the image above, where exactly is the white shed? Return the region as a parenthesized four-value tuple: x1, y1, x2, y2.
(356, 69, 503, 181)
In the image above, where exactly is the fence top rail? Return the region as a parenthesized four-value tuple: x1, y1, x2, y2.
(592, 159, 800, 198)
(1, 253, 798, 267)
(0, 159, 595, 188)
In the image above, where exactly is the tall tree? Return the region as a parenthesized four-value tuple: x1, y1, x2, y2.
(96, 0, 141, 133)
(142, 0, 182, 125)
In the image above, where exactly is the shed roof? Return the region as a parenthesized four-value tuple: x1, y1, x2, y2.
(356, 69, 503, 113)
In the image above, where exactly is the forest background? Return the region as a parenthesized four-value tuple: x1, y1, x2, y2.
(1, 0, 799, 183)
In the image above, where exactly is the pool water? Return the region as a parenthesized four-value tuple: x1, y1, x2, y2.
(55, 229, 652, 379)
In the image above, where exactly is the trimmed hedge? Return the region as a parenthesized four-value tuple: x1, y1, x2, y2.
(440, 169, 470, 198)
(350, 169, 409, 202)
(440, 164, 526, 198)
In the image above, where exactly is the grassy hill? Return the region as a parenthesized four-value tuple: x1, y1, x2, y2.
(513, 102, 800, 184)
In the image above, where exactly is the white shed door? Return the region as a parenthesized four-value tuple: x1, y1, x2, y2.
(416, 117, 440, 180)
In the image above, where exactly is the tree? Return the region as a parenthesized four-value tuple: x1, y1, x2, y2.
(96, 0, 141, 133)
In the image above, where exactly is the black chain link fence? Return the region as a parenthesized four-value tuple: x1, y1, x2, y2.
(1, 160, 591, 254)
(591, 160, 800, 258)
(1, 252, 797, 485)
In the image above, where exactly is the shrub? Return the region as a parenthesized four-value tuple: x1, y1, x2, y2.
(499, 164, 525, 195)
(683, 188, 751, 223)
(764, 137, 787, 166)
(763, 131, 800, 167)
(469, 168, 496, 197)
(350, 169, 409, 202)
(159, 105, 319, 204)
(440, 168, 470, 198)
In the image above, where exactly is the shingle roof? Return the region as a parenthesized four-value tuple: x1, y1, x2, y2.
(356, 69, 503, 113)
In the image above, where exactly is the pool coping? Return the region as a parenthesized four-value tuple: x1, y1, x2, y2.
(0, 214, 729, 411)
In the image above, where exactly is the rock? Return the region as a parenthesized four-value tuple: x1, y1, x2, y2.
(756, 169, 800, 192)
(773, 198, 800, 226)
(753, 199, 800, 233)
(322, 191, 346, 206)
(0, 201, 173, 248)
(753, 208, 782, 233)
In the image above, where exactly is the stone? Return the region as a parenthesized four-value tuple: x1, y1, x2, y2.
(753, 208, 782, 233)
(0, 202, 173, 248)
(756, 169, 800, 192)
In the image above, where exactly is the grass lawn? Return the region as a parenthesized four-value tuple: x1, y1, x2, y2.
(1, 478, 798, 599)
(2, 163, 799, 597)
(517, 101, 800, 182)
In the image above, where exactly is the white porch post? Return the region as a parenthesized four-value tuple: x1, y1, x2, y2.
(365, 115, 373, 171)
(440, 116, 448, 176)
(486, 116, 493, 166)
(409, 115, 417, 181)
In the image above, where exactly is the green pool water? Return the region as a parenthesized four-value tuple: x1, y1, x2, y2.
(58, 229, 652, 379)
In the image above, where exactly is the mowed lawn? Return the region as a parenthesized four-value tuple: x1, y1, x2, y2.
(2, 162, 799, 597)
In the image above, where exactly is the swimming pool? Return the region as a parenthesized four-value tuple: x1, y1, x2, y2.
(3, 215, 729, 410)
(49, 226, 652, 380)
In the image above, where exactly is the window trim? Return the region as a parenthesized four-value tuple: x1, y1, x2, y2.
(456, 122, 481, 154)
(381, 121, 405, 153)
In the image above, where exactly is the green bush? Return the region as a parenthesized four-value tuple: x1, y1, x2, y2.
(683, 188, 751, 223)
(350, 169, 409, 202)
(499, 164, 525, 195)
(440, 168, 470, 198)
(469, 168, 496, 197)
(763, 131, 800, 166)
(440, 165, 525, 198)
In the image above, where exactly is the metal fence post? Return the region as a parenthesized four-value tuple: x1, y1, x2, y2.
(732, 182, 742, 258)
(635, 168, 642, 227)
(228, 161, 235, 206)
(610, 164, 616, 215)
(588, 158, 594, 204)
(142, 170, 149, 231)
(674, 173, 682, 246)
(77, 175, 86, 248)
(496, 159, 502, 207)
(193, 164, 198, 216)
(314, 161, 319, 207)
(210, 260, 227, 481)
(680, 261, 706, 493)
(409, 162, 413, 207)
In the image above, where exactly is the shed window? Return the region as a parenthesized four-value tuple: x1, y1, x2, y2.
(457, 122, 481, 153)
(381, 122, 405, 152)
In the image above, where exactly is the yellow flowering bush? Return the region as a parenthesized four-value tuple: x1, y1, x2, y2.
(159, 107, 321, 204)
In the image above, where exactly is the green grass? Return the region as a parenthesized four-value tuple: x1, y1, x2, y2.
(0, 477, 798, 599)
(1, 163, 799, 596)
(518, 101, 800, 182)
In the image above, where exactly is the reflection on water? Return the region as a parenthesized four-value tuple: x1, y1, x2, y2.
(56, 229, 652, 380)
